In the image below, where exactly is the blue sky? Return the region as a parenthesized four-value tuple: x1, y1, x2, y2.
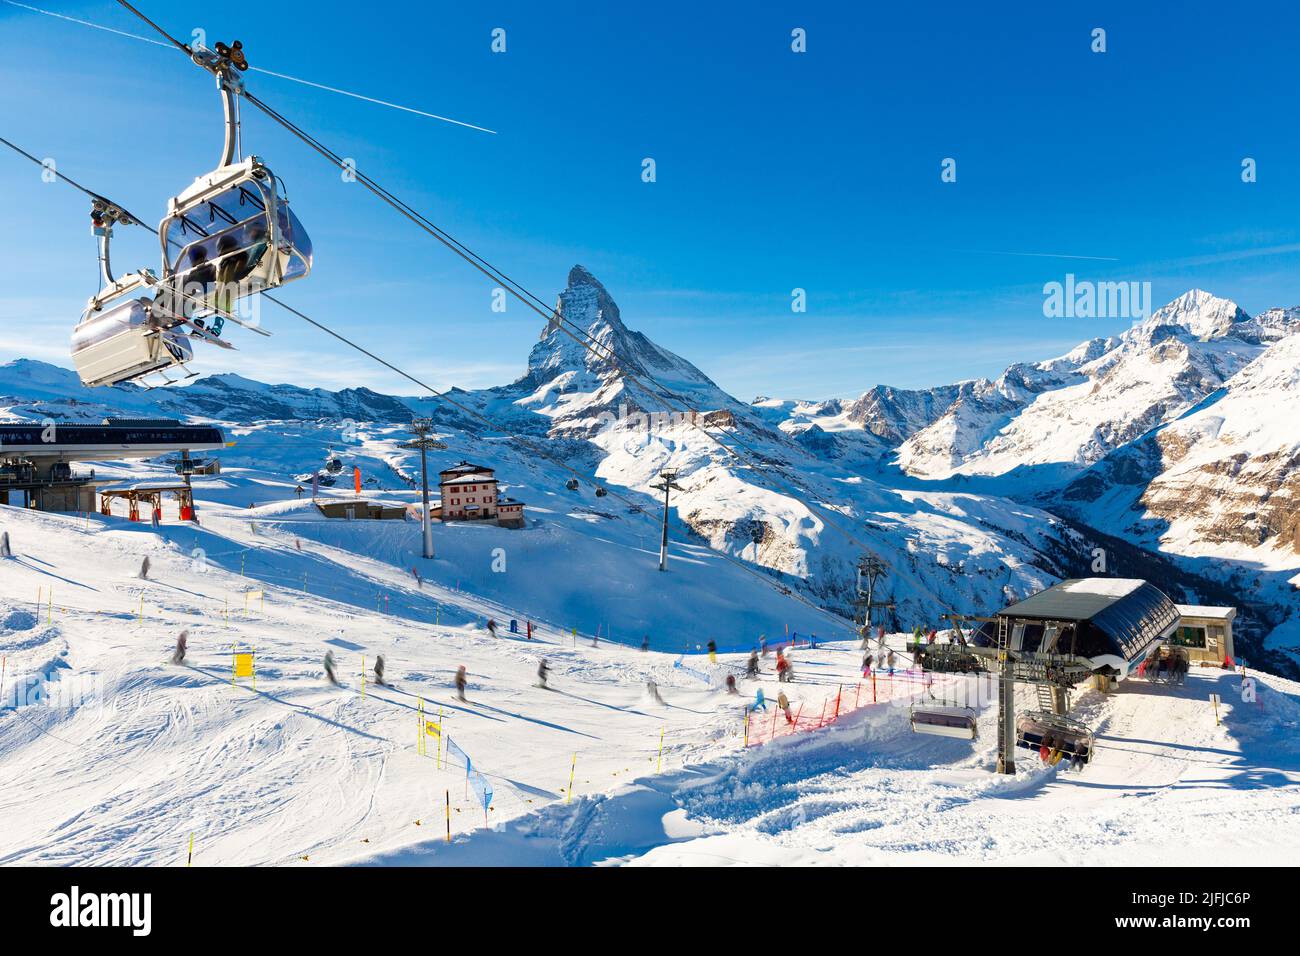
(2, 0, 1299, 400)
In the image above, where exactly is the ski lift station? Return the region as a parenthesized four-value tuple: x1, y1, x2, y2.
(0, 419, 226, 515)
(912, 577, 1238, 773)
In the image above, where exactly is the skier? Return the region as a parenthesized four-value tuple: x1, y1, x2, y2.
(294, 485, 304, 499)
(373, 654, 387, 687)
(776, 650, 792, 683)
(707, 639, 717, 664)
(745, 651, 759, 678)
(0, 531, 10, 558)
(537, 659, 550, 689)
(171, 629, 188, 665)
(777, 690, 793, 724)
(641, 634, 649, 652)
(454, 665, 468, 701)
(862, 651, 874, 675)
(646, 679, 664, 704)
(927, 627, 938, 645)
(886, 648, 897, 675)
(323, 650, 339, 686)
(725, 674, 739, 694)
(753, 687, 768, 711)
(527, 620, 535, 641)
(760, 635, 769, 658)
(486, 618, 498, 639)
(139, 556, 150, 580)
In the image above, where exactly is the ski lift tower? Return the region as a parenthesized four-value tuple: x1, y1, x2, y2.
(651, 468, 685, 572)
(401, 419, 447, 560)
(854, 553, 893, 631)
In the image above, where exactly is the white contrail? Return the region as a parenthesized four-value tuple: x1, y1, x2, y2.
(967, 249, 1120, 262)
(1, 0, 497, 133)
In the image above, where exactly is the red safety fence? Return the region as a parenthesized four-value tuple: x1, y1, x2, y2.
(743, 669, 963, 747)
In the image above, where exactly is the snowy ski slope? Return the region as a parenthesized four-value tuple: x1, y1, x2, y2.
(2, 491, 1298, 866)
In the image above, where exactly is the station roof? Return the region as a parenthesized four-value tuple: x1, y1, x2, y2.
(0, 422, 226, 462)
(999, 578, 1181, 663)
(1175, 604, 1237, 621)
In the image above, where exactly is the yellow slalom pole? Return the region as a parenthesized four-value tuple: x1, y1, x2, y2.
(567, 753, 577, 803)
(437, 707, 443, 768)
(445, 789, 451, 843)
(187, 833, 194, 867)
(48, 588, 53, 625)
(656, 726, 666, 773)
(252, 646, 257, 691)
(417, 698, 424, 755)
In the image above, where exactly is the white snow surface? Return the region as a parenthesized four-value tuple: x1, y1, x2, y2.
(3, 496, 1297, 866)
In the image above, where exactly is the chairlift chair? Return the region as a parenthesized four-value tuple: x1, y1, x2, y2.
(565, 478, 579, 491)
(1014, 710, 1095, 765)
(910, 703, 978, 739)
(910, 672, 977, 740)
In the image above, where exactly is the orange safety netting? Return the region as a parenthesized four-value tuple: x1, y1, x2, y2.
(744, 669, 959, 747)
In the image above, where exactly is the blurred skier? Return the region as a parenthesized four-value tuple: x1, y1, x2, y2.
(862, 651, 874, 675)
(139, 556, 150, 580)
(776, 650, 792, 683)
(455, 665, 468, 701)
(886, 648, 897, 675)
(641, 634, 649, 652)
(527, 620, 535, 641)
(760, 636, 769, 658)
(373, 654, 387, 687)
(323, 650, 339, 686)
(778, 690, 793, 724)
(707, 639, 717, 664)
(745, 651, 759, 678)
(537, 659, 550, 689)
(646, 679, 664, 704)
(171, 629, 188, 665)
(486, 618, 498, 639)
(725, 674, 739, 694)
(753, 687, 768, 711)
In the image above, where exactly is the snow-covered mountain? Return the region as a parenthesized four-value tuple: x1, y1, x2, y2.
(0, 358, 413, 423)
(896, 291, 1287, 481)
(2, 270, 1297, 674)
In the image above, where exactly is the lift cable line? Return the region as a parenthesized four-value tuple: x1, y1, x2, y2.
(106, 3, 903, 590)
(22, 0, 904, 623)
(0, 139, 853, 631)
(0, 0, 497, 133)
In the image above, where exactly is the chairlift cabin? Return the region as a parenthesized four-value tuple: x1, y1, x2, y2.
(1015, 711, 1094, 765)
(910, 704, 978, 740)
(594, 486, 608, 497)
(70, 39, 310, 389)
(565, 478, 579, 491)
(72, 275, 196, 388)
(71, 199, 197, 388)
(158, 156, 312, 322)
